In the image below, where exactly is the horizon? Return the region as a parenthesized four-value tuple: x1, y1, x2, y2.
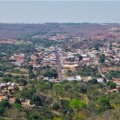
(0, 22, 120, 24)
(0, 1, 120, 23)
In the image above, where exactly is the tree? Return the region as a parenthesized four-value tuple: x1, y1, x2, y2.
(107, 81, 116, 89)
(44, 70, 58, 78)
(78, 85, 87, 94)
(99, 54, 105, 63)
(5, 109, 27, 120)
(69, 99, 87, 110)
(29, 114, 41, 120)
(13, 98, 21, 109)
(13, 103, 21, 109)
(32, 96, 42, 106)
(0, 106, 4, 116)
(98, 97, 110, 107)
(53, 103, 59, 110)
(88, 79, 98, 84)
(28, 65, 33, 71)
(73, 112, 86, 120)
(97, 96, 111, 113)
(106, 71, 120, 79)
(53, 84, 63, 95)
(29, 70, 35, 79)
(0, 100, 11, 116)
(15, 98, 21, 105)
(0, 100, 11, 108)
(53, 117, 62, 120)
(78, 55, 83, 61)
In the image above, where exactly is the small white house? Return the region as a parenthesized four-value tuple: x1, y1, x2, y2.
(75, 75, 82, 81)
(11, 83, 16, 87)
(66, 77, 75, 81)
(97, 78, 104, 83)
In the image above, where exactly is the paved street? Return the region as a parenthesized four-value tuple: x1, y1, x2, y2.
(55, 47, 63, 81)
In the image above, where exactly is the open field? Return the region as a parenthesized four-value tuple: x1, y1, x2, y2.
(0, 38, 30, 44)
(101, 66, 120, 73)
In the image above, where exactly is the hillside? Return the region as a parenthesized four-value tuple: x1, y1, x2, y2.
(0, 23, 120, 40)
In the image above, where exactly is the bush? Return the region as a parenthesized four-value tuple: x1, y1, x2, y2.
(53, 103, 59, 110)
(88, 79, 98, 84)
(44, 70, 58, 78)
(107, 81, 116, 89)
(69, 99, 87, 110)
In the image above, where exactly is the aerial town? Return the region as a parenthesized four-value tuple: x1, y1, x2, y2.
(0, 23, 120, 119)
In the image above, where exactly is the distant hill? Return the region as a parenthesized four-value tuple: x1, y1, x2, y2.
(0, 23, 120, 40)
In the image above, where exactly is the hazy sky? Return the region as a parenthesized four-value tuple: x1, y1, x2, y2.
(0, 1, 119, 23)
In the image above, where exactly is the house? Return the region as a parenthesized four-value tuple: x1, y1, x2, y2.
(81, 54, 87, 57)
(29, 60, 37, 67)
(75, 75, 82, 81)
(44, 77, 49, 80)
(49, 79, 55, 83)
(97, 78, 104, 83)
(105, 53, 112, 57)
(66, 77, 75, 81)
(112, 79, 120, 86)
(10, 53, 25, 66)
(88, 76, 92, 80)
(0, 82, 17, 90)
(82, 58, 90, 62)
(0, 83, 7, 90)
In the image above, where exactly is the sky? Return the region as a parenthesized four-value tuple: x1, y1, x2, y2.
(0, 1, 119, 23)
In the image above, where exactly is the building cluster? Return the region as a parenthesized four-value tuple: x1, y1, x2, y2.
(10, 53, 25, 66)
(0, 82, 18, 102)
(8, 41, 120, 85)
(33, 33, 69, 41)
